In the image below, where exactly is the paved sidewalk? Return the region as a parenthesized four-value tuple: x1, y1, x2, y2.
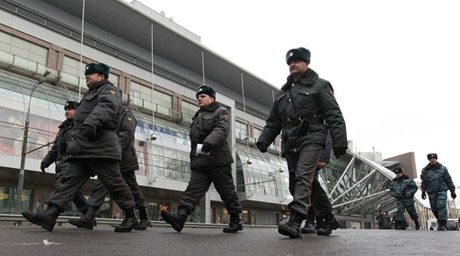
(0, 224, 459, 256)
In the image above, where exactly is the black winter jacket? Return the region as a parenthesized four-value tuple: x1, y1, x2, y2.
(421, 162, 455, 193)
(190, 101, 233, 169)
(67, 79, 121, 160)
(390, 174, 418, 199)
(258, 68, 347, 156)
(117, 106, 139, 172)
(41, 119, 74, 173)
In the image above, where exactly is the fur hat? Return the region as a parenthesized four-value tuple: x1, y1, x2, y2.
(427, 153, 438, 160)
(394, 167, 404, 174)
(85, 62, 110, 79)
(64, 101, 77, 110)
(196, 85, 216, 99)
(286, 47, 311, 64)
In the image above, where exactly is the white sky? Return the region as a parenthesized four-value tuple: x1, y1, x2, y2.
(130, 0, 460, 193)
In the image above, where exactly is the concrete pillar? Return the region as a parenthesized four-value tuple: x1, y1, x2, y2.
(200, 191, 211, 223)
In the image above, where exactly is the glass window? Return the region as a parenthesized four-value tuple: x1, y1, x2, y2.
(253, 127, 262, 141)
(0, 186, 32, 213)
(130, 81, 173, 117)
(181, 100, 198, 124)
(154, 90, 172, 117)
(108, 73, 119, 87)
(62, 56, 86, 87)
(178, 150, 191, 182)
(164, 147, 178, 181)
(63, 56, 83, 75)
(0, 31, 48, 74)
(130, 81, 151, 110)
(235, 120, 247, 140)
(0, 31, 48, 65)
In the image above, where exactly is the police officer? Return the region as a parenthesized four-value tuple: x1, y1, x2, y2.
(257, 47, 347, 238)
(22, 63, 138, 232)
(390, 167, 420, 230)
(421, 153, 456, 231)
(68, 105, 152, 230)
(40, 101, 88, 215)
(161, 85, 243, 233)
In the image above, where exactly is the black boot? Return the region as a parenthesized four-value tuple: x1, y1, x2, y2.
(278, 213, 303, 238)
(78, 204, 97, 226)
(437, 220, 447, 231)
(114, 208, 138, 232)
(161, 208, 188, 232)
(223, 214, 243, 233)
(301, 220, 316, 234)
(395, 220, 407, 230)
(134, 206, 153, 230)
(414, 219, 420, 230)
(317, 213, 340, 236)
(68, 206, 98, 229)
(21, 204, 61, 231)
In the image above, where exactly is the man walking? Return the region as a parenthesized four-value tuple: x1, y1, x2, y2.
(390, 167, 420, 230)
(257, 47, 347, 238)
(22, 62, 138, 232)
(68, 104, 152, 230)
(421, 153, 456, 231)
(40, 101, 88, 215)
(161, 85, 243, 233)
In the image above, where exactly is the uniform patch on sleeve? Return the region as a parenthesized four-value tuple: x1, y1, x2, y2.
(109, 90, 117, 95)
(127, 117, 133, 123)
(223, 115, 229, 121)
(330, 89, 334, 96)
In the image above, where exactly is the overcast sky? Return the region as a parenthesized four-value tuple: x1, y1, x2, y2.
(128, 0, 460, 192)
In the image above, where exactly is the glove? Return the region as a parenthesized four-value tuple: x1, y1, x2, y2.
(333, 147, 347, 158)
(317, 161, 328, 169)
(421, 191, 426, 200)
(451, 191, 457, 199)
(79, 124, 97, 141)
(257, 142, 268, 153)
(201, 143, 211, 153)
(40, 161, 47, 173)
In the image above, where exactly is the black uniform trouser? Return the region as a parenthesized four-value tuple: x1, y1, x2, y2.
(285, 144, 322, 219)
(310, 171, 332, 218)
(306, 170, 333, 223)
(178, 164, 242, 215)
(54, 169, 87, 213)
(86, 170, 145, 209)
(395, 198, 418, 222)
(49, 159, 135, 212)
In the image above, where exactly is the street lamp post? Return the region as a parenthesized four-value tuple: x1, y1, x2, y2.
(15, 71, 50, 214)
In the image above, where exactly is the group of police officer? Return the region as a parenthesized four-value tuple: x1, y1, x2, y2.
(22, 46, 454, 238)
(20, 47, 349, 238)
(22, 63, 149, 232)
(390, 153, 456, 231)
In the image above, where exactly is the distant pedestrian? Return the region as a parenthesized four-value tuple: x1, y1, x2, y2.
(390, 167, 420, 230)
(376, 210, 386, 229)
(384, 211, 391, 229)
(420, 153, 456, 231)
